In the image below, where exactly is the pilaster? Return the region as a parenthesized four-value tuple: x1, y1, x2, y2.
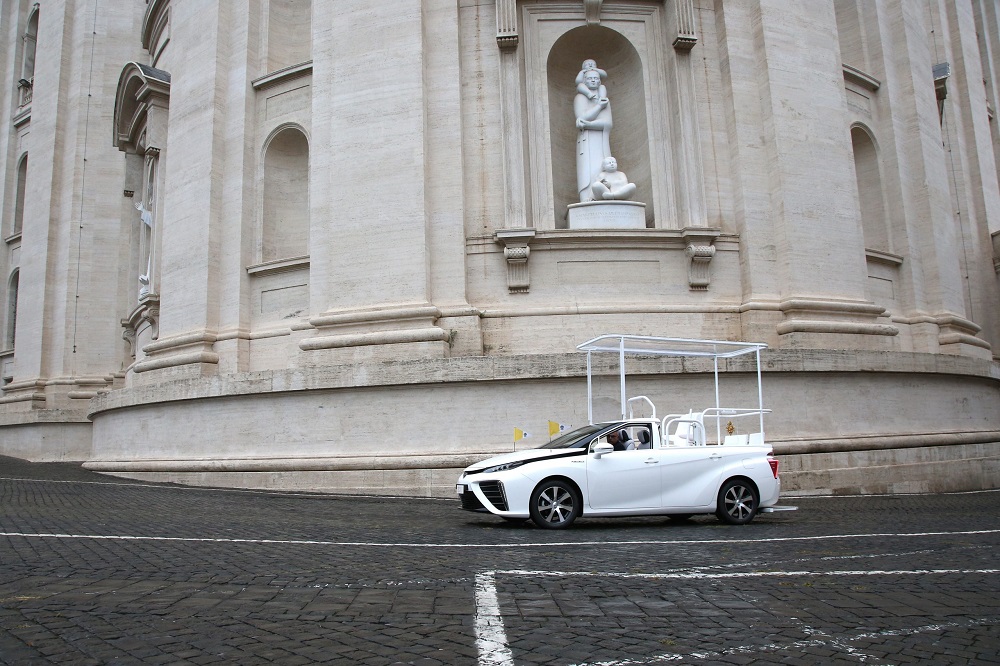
(732, 0, 895, 348)
(496, 0, 529, 232)
(875, 0, 990, 357)
(303, 1, 448, 361)
(936, 0, 1000, 352)
(139, 2, 229, 379)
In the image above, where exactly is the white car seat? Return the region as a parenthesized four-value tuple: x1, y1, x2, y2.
(670, 411, 704, 446)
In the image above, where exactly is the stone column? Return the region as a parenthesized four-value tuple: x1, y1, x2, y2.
(936, 0, 1000, 352)
(873, 0, 990, 357)
(496, 0, 528, 231)
(423, 0, 482, 355)
(720, 0, 896, 348)
(212, 4, 259, 374)
(714, 0, 781, 341)
(667, 0, 706, 231)
(1, 0, 141, 409)
(304, 1, 448, 362)
(132, 2, 232, 379)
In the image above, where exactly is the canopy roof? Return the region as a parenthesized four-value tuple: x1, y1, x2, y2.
(577, 334, 767, 359)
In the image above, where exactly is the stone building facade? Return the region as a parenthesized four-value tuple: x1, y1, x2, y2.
(1, 0, 999, 496)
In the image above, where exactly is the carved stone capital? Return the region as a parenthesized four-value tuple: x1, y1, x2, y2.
(673, 0, 698, 50)
(681, 227, 721, 290)
(495, 228, 536, 293)
(496, 0, 518, 49)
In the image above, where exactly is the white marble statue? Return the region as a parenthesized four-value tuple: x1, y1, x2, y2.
(134, 199, 153, 298)
(591, 156, 636, 201)
(575, 63, 613, 203)
(575, 59, 607, 101)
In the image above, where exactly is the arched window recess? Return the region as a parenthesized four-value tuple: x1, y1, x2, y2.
(17, 5, 39, 108)
(113, 62, 170, 155)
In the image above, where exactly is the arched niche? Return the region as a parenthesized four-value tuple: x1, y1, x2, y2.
(262, 126, 310, 262)
(18, 6, 38, 107)
(267, 0, 312, 73)
(113, 62, 171, 154)
(13, 154, 27, 236)
(547, 26, 652, 227)
(851, 125, 889, 252)
(5, 269, 18, 349)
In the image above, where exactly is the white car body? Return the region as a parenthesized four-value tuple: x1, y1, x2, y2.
(457, 335, 791, 528)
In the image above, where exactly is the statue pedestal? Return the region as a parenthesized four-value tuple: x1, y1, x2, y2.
(567, 200, 646, 229)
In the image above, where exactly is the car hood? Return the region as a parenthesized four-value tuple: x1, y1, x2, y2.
(463, 447, 583, 473)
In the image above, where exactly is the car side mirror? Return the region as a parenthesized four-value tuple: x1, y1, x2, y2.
(592, 442, 614, 458)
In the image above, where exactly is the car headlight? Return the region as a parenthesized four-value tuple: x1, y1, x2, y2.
(483, 460, 527, 474)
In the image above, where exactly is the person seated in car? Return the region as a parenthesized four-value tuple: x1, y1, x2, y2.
(606, 430, 629, 451)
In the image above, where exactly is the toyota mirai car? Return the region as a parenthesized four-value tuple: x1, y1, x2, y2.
(457, 335, 793, 529)
(457, 417, 784, 529)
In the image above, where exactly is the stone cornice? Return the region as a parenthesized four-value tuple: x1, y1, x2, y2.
(251, 61, 313, 90)
(843, 63, 881, 91)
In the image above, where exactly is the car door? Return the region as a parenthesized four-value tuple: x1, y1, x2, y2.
(659, 446, 725, 508)
(586, 444, 662, 510)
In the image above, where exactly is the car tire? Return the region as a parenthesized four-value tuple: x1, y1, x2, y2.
(529, 479, 580, 529)
(716, 478, 759, 525)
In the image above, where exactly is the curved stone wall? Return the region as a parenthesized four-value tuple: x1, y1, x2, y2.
(84, 350, 1000, 496)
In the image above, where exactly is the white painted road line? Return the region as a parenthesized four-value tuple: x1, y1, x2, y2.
(476, 569, 1000, 666)
(563, 618, 1000, 666)
(474, 571, 515, 666)
(1, 528, 999, 549)
(491, 567, 1000, 580)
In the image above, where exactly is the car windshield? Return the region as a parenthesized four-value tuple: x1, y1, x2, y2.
(538, 423, 609, 449)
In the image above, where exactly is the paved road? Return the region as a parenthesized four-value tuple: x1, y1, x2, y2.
(1, 455, 998, 665)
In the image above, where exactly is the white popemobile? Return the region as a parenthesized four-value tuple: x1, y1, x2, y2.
(457, 335, 796, 529)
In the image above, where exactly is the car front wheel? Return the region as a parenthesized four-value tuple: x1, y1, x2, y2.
(716, 478, 759, 525)
(529, 479, 580, 529)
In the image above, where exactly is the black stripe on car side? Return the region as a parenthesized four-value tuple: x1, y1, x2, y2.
(465, 448, 588, 475)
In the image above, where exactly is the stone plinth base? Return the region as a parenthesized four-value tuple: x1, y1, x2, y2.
(567, 200, 646, 229)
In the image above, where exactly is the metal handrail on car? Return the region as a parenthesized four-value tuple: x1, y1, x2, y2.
(661, 414, 705, 446)
(626, 395, 656, 419)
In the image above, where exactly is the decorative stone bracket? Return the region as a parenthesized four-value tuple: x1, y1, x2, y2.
(495, 228, 536, 293)
(496, 0, 518, 48)
(584, 0, 603, 24)
(673, 0, 698, 50)
(121, 293, 160, 360)
(681, 227, 720, 290)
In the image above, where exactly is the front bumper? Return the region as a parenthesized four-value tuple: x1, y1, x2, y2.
(457, 479, 509, 512)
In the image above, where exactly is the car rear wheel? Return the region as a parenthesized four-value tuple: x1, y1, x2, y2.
(529, 479, 580, 529)
(716, 478, 759, 525)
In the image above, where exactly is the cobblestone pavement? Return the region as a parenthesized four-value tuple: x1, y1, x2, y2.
(1, 455, 998, 665)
